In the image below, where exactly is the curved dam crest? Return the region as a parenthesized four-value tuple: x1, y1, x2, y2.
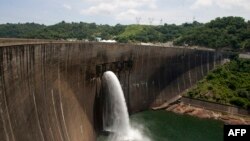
(0, 40, 228, 141)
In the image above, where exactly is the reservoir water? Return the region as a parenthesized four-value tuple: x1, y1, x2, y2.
(98, 110, 223, 141)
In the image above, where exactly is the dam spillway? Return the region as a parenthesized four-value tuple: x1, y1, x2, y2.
(0, 39, 228, 141)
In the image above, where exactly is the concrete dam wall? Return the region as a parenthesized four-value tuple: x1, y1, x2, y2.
(0, 41, 228, 141)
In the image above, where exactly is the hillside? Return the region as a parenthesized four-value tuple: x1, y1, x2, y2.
(115, 25, 164, 43)
(0, 23, 45, 38)
(174, 17, 250, 50)
(0, 16, 249, 50)
(186, 57, 250, 109)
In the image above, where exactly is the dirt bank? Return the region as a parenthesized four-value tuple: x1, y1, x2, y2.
(166, 103, 250, 125)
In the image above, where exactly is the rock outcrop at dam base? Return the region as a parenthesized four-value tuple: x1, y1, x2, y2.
(0, 39, 229, 141)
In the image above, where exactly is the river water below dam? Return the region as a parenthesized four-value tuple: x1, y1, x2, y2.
(98, 110, 223, 141)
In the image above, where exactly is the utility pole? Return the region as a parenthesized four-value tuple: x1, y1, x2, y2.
(160, 18, 163, 25)
(193, 16, 196, 22)
(148, 18, 154, 25)
(136, 17, 141, 25)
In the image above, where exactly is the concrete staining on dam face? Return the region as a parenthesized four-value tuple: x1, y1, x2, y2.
(0, 41, 228, 141)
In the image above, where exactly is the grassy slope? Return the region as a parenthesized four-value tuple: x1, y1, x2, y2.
(186, 58, 250, 109)
(116, 25, 163, 42)
(118, 25, 145, 37)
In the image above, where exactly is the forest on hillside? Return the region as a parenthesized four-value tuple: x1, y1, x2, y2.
(0, 16, 249, 50)
(186, 57, 250, 109)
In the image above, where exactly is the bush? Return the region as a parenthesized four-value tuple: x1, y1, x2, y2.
(206, 73, 215, 80)
(237, 89, 250, 100)
(207, 86, 213, 90)
(187, 91, 195, 98)
(116, 36, 128, 43)
(227, 83, 236, 90)
(230, 97, 246, 107)
(237, 89, 249, 98)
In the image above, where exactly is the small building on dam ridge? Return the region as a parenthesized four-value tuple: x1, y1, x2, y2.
(0, 39, 229, 141)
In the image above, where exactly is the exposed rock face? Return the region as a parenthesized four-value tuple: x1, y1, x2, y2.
(0, 41, 227, 141)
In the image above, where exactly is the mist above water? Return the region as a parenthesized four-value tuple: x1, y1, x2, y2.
(102, 71, 150, 141)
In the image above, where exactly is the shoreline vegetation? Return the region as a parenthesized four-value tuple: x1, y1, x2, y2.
(0, 16, 249, 51)
(153, 56, 250, 125)
(186, 57, 250, 110)
(172, 56, 250, 125)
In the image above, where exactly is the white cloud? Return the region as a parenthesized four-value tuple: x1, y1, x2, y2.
(81, 0, 157, 16)
(216, 0, 250, 10)
(62, 4, 72, 10)
(116, 9, 140, 21)
(74, 0, 250, 24)
(191, 0, 250, 11)
(81, 3, 117, 15)
(1, 0, 250, 25)
(191, 0, 213, 9)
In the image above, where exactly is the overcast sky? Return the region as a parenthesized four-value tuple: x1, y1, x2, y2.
(0, 0, 249, 25)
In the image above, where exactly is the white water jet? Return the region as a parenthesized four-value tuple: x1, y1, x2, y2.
(102, 71, 150, 141)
